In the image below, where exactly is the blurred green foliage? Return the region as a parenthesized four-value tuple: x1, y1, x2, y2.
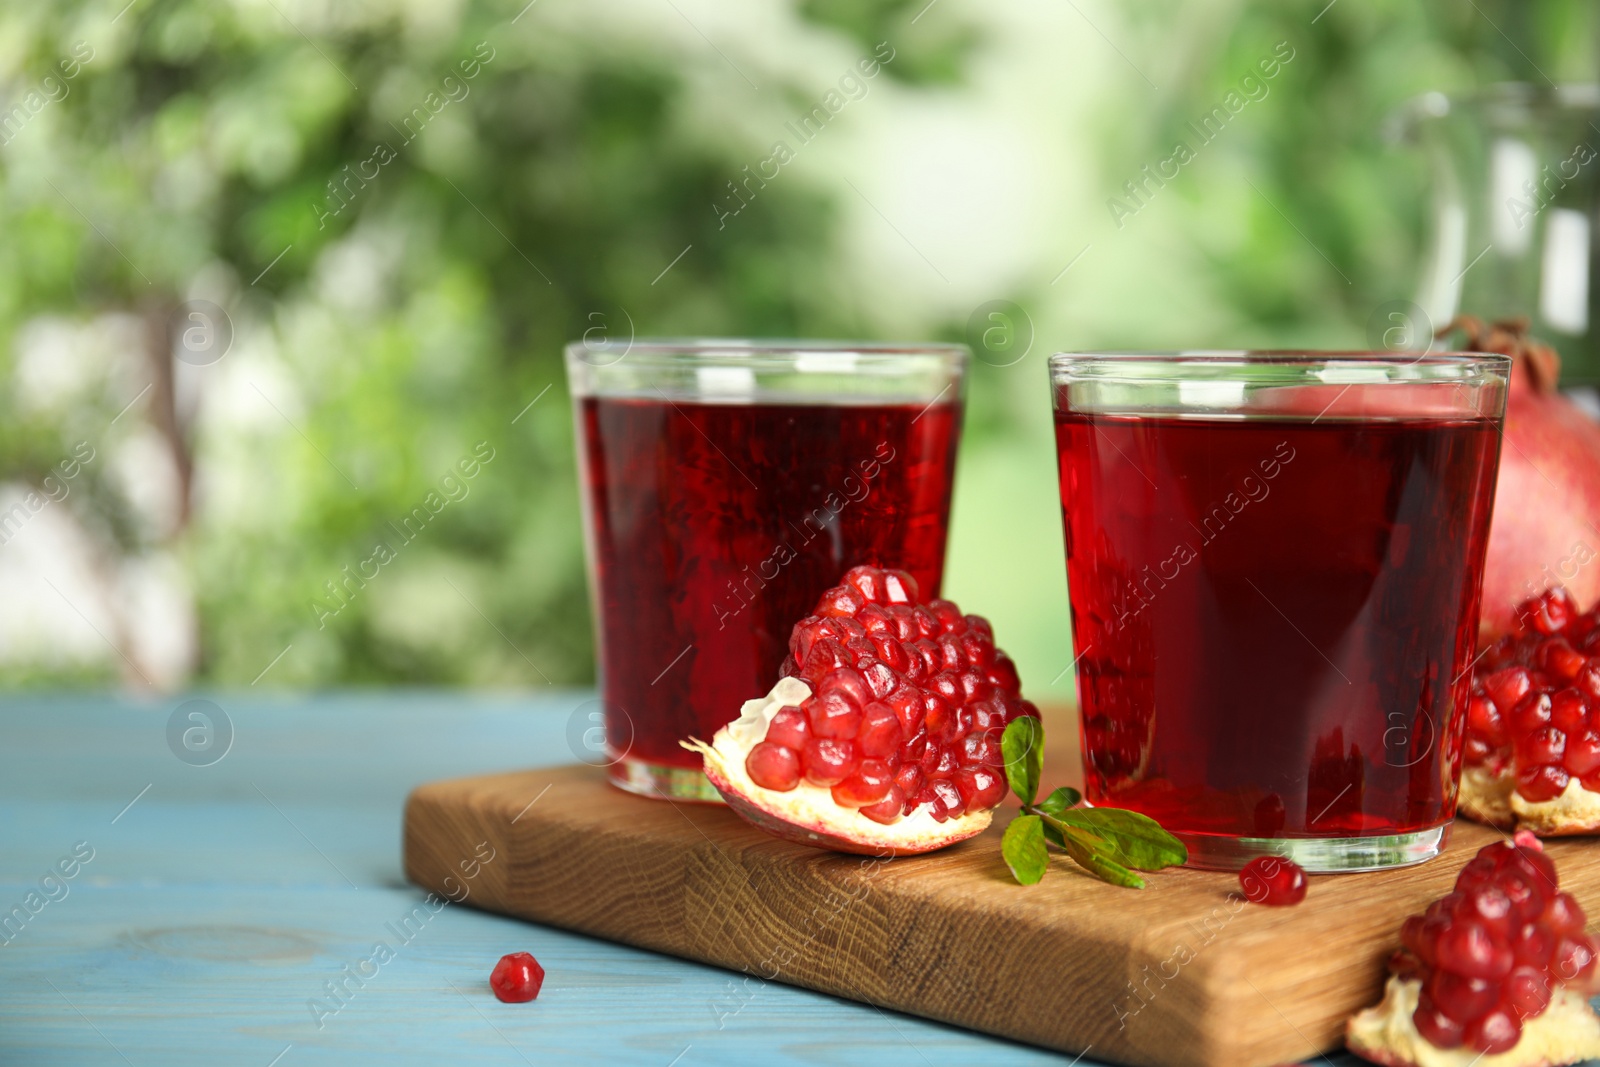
(0, 0, 1596, 691)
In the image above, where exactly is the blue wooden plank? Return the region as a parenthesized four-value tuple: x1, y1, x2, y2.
(0, 693, 1380, 1066)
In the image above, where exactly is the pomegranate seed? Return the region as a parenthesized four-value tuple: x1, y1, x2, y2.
(1508, 692, 1553, 735)
(880, 569, 918, 605)
(745, 741, 801, 791)
(1514, 922, 1556, 966)
(987, 654, 1021, 695)
(800, 738, 859, 786)
(807, 693, 861, 739)
(858, 784, 906, 824)
(958, 631, 994, 668)
(818, 667, 871, 707)
(856, 702, 903, 758)
(1518, 588, 1576, 636)
(1553, 935, 1599, 987)
(952, 767, 1006, 811)
(1539, 639, 1588, 681)
(1437, 921, 1514, 979)
(766, 706, 809, 750)
(1546, 892, 1587, 935)
(928, 671, 962, 705)
(922, 779, 963, 821)
(1413, 993, 1467, 1049)
(1425, 970, 1497, 1022)
(1564, 730, 1600, 775)
(1459, 885, 1514, 936)
(1577, 660, 1600, 704)
(816, 587, 864, 617)
(1463, 1008, 1521, 1054)
(1467, 695, 1506, 745)
(1504, 964, 1553, 1019)
(1516, 762, 1570, 802)
(832, 759, 895, 807)
(1514, 725, 1567, 767)
(870, 635, 910, 673)
(490, 952, 545, 1003)
(1550, 689, 1589, 733)
(1484, 666, 1534, 713)
(842, 565, 886, 604)
(1238, 856, 1307, 906)
(923, 694, 954, 741)
(926, 598, 963, 632)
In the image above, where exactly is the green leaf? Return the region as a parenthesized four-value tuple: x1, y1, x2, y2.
(1001, 814, 1049, 885)
(1001, 717, 1044, 806)
(1036, 786, 1081, 816)
(1038, 813, 1107, 854)
(1055, 808, 1188, 871)
(1081, 850, 1147, 889)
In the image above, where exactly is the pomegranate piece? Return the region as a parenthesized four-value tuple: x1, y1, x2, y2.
(1238, 855, 1307, 907)
(1462, 587, 1600, 835)
(686, 566, 1038, 856)
(1347, 833, 1600, 1065)
(490, 952, 545, 1003)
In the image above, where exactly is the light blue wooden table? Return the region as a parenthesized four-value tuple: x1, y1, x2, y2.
(1, 692, 1381, 1066)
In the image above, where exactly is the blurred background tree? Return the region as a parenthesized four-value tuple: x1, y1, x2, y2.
(0, 0, 1594, 697)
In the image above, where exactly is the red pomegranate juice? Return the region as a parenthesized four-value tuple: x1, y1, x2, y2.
(1054, 412, 1501, 845)
(579, 397, 961, 778)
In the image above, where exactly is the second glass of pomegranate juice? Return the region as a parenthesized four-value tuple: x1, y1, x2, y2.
(1051, 352, 1509, 870)
(568, 339, 967, 800)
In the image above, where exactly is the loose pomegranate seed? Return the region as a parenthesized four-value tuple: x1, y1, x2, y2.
(1238, 856, 1307, 906)
(490, 951, 545, 1003)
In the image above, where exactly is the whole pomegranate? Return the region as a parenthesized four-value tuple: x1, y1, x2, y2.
(1439, 318, 1600, 644)
(686, 565, 1038, 855)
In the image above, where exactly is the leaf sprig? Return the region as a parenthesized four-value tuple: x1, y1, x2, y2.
(999, 717, 1187, 888)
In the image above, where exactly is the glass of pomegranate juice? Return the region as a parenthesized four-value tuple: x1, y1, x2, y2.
(1051, 351, 1510, 870)
(567, 339, 967, 800)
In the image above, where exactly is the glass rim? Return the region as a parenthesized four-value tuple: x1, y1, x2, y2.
(566, 336, 969, 365)
(1050, 350, 1511, 380)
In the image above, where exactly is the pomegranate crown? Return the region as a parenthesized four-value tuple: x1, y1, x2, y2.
(1435, 315, 1561, 393)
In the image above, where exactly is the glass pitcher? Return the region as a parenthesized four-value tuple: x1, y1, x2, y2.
(1403, 84, 1600, 385)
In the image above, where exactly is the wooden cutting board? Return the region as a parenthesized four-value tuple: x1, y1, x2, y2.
(403, 762, 1600, 1067)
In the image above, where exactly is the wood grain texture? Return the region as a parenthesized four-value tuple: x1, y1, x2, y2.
(405, 762, 1600, 1067)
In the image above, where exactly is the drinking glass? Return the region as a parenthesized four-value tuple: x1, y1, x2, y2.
(568, 338, 967, 800)
(1051, 351, 1509, 870)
